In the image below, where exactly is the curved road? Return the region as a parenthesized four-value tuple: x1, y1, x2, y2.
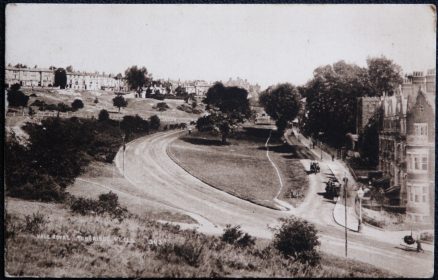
(114, 130, 433, 277)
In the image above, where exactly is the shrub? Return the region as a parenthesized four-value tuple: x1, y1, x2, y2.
(272, 217, 320, 265)
(94, 97, 99, 104)
(57, 102, 71, 112)
(71, 99, 84, 111)
(70, 192, 129, 220)
(98, 191, 119, 212)
(155, 102, 169, 111)
(156, 241, 204, 267)
(23, 212, 47, 235)
(196, 115, 214, 132)
(149, 115, 161, 130)
(98, 109, 110, 122)
(5, 213, 21, 239)
(221, 225, 255, 248)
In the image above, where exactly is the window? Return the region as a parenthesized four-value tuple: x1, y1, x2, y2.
(414, 123, 428, 136)
(407, 152, 428, 172)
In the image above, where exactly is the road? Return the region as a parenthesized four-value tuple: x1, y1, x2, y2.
(114, 130, 433, 277)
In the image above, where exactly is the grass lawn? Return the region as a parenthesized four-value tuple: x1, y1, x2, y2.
(5, 198, 394, 277)
(168, 127, 310, 209)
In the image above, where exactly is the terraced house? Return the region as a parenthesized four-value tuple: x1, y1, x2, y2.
(377, 69, 435, 224)
(5, 66, 54, 87)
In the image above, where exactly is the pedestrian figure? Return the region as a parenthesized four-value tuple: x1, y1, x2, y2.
(416, 239, 424, 253)
(332, 154, 335, 161)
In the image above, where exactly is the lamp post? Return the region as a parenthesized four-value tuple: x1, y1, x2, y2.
(121, 132, 126, 175)
(357, 186, 365, 232)
(343, 175, 348, 257)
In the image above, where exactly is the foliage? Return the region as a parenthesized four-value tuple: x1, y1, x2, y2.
(221, 224, 255, 248)
(359, 108, 382, 167)
(149, 115, 161, 130)
(124, 66, 152, 93)
(7, 84, 29, 108)
(196, 115, 214, 132)
(366, 56, 403, 96)
(156, 241, 205, 267)
(121, 115, 150, 137)
(54, 68, 67, 89)
(23, 212, 47, 234)
(272, 217, 320, 266)
(66, 65, 74, 72)
(94, 97, 99, 104)
(57, 102, 72, 112)
(113, 95, 128, 112)
(175, 86, 188, 99)
(302, 61, 374, 147)
(202, 82, 251, 144)
(259, 83, 301, 134)
(98, 109, 110, 122)
(70, 192, 129, 220)
(71, 99, 84, 111)
(154, 102, 170, 111)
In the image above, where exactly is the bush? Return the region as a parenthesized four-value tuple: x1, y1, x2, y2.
(196, 115, 214, 132)
(23, 212, 47, 235)
(272, 217, 320, 265)
(70, 192, 129, 220)
(94, 97, 99, 104)
(221, 225, 255, 248)
(71, 99, 84, 111)
(98, 109, 110, 122)
(154, 102, 170, 111)
(149, 115, 161, 130)
(57, 102, 72, 112)
(156, 241, 204, 267)
(121, 115, 150, 136)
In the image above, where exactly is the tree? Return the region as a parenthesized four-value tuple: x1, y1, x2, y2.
(359, 107, 383, 167)
(202, 82, 251, 144)
(71, 99, 84, 111)
(302, 61, 374, 147)
(367, 56, 403, 96)
(49, 66, 57, 70)
(149, 115, 161, 130)
(124, 66, 152, 94)
(98, 109, 110, 122)
(66, 65, 74, 72)
(14, 63, 27, 68)
(175, 85, 188, 100)
(259, 83, 301, 135)
(54, 68, 67, 89)
(113, 95, 128, 112)
(272, 217, 320, 266)
(7, 84, 29, 111)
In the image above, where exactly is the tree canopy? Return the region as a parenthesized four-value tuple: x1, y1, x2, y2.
(7, 84, 29, 109)
(113, 95, 128, 112)
(202, 82, 251, 144)
(259, 83, 301, 134)
(54, 68, 67, 89)
(124, 66, 152, 93)
(301, 57, 403, 148)
(71, 99, 84, 111)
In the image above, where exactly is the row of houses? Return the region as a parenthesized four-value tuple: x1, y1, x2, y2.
(5, 66, 128, 92)
(357, 69, 435, 224)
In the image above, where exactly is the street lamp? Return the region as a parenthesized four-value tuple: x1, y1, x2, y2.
(343, 175, 348, 257)
(357, 186, 365, 232)
(121, 132, 126, 175)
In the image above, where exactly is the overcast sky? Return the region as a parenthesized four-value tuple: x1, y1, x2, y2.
(5, 4, 436, 89)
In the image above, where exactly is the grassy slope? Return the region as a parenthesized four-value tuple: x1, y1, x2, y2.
(168, 129, 310, 209)
(20, 88, 202, 120)
(5, 198, 394, 277)
(68, 161, 196, 224)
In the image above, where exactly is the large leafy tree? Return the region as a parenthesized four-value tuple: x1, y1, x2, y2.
(54, 68, 67, 89)
(367, 56, 403, 96)
(302, 61, 374, 147)
(259, 83, 301, 135)
(124, 66, 152, 94)
(7, 84, 29, 111)
(202, 82, 251, 144)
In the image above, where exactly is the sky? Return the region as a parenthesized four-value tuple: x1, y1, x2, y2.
(5, 4, 436, 89)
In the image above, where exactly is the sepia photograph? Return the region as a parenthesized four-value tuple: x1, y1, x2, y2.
(3, 3, 436, 277)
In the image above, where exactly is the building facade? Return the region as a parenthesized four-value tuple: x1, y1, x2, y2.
(5, 66, 127, 92)
(5, 66, 54, 87)
(370, 69, 435, 224)
(356, 96, 382, 134)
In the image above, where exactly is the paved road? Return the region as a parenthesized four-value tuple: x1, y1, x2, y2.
(114, 130, 433, 277)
